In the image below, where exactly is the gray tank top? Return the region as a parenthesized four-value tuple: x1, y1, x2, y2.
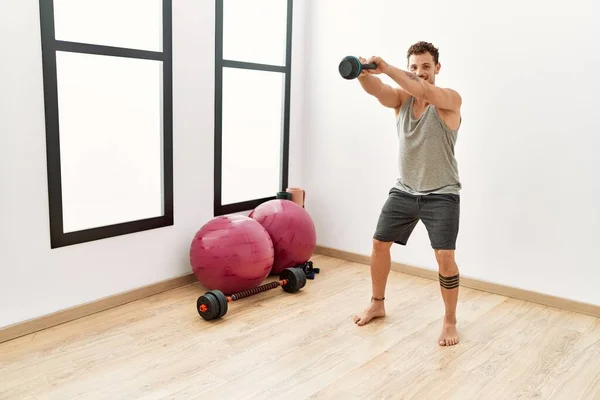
(394, 96, 462, 195)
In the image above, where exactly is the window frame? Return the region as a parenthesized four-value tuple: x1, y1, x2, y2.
(213, 0, 294, 216)
(38, 0, 174, 249)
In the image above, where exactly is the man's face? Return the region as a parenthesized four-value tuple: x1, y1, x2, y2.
(407, 52, 440, 84)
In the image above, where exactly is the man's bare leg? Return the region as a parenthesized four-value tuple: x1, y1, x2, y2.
(353, 239, 393, 326)
(435, 249, 460, 346)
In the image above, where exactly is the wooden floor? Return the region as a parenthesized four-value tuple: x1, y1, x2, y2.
(2, 254, 600, 399)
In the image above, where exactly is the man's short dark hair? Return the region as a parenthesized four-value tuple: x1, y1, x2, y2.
(407, 41, 439, 64)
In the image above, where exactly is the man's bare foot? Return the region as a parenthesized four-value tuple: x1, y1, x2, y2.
(438, 317, 459, 346)
(353, 300, 386, 326)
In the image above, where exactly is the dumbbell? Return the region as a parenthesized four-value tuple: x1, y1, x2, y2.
(338, 55, 378, 80)
(196, 267, 307, 321)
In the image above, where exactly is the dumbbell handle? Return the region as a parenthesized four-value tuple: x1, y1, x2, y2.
(226, 278, 289, 302)
(361, 63, 378, 69)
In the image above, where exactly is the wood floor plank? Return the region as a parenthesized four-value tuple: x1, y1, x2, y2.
(1, 255, 599, 400)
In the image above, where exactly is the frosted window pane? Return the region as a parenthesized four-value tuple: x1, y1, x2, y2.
(221, 67, 284, 205)
(222, 0, 288, 66)
(53, 0, 162, 51)
(56, 52, 164, 232)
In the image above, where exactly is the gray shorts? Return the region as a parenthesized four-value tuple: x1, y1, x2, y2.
(373, 187, 460, 250)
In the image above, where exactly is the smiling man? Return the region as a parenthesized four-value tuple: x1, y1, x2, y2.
(352, 41, 463, 347)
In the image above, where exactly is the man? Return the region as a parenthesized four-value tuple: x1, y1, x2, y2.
(352, 41, 462, 347)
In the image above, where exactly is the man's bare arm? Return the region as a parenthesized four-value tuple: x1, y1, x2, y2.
(386, 66, 461, 111)
(368, 57, 461, 111)
(357, 74, 404, 109)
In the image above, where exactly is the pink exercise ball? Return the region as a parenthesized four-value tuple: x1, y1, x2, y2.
(249, 199, 316, 275)
(189, 215, 274, 294)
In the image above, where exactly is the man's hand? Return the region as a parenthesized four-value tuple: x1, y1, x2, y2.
(359, 56, 389, 76)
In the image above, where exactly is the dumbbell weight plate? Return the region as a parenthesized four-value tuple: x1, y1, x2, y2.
(197, 292, 221, 320)
(280, 267, 307, 293)
(208, 289, 228, 318)
(297, 268, 307, 289)
(339, 55, 363, 80)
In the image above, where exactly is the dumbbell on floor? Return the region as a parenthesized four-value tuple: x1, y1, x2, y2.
(196, 267, 307, 321)
(338, 55, 378, 80)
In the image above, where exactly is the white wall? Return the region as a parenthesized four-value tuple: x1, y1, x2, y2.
(302, 0, 600, 305)
(0, 0, 306, 329)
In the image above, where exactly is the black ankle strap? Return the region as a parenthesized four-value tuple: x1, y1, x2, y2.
(371, 296, 385, 301)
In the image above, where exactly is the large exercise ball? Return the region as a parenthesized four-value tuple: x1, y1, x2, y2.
(189, 215, 274, 294)
(249, 200, 316, 274)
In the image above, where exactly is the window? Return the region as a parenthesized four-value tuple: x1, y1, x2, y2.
(214, 0, 293, 215)
(38, 0, 173, 248)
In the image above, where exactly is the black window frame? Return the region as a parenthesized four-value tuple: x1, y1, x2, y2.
(213, 0, 293, 216)
(38, 0, 173, 249)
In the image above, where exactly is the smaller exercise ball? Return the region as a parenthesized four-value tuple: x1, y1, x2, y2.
(190, 215, 274, 294)
(249, 200, 317, 275)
